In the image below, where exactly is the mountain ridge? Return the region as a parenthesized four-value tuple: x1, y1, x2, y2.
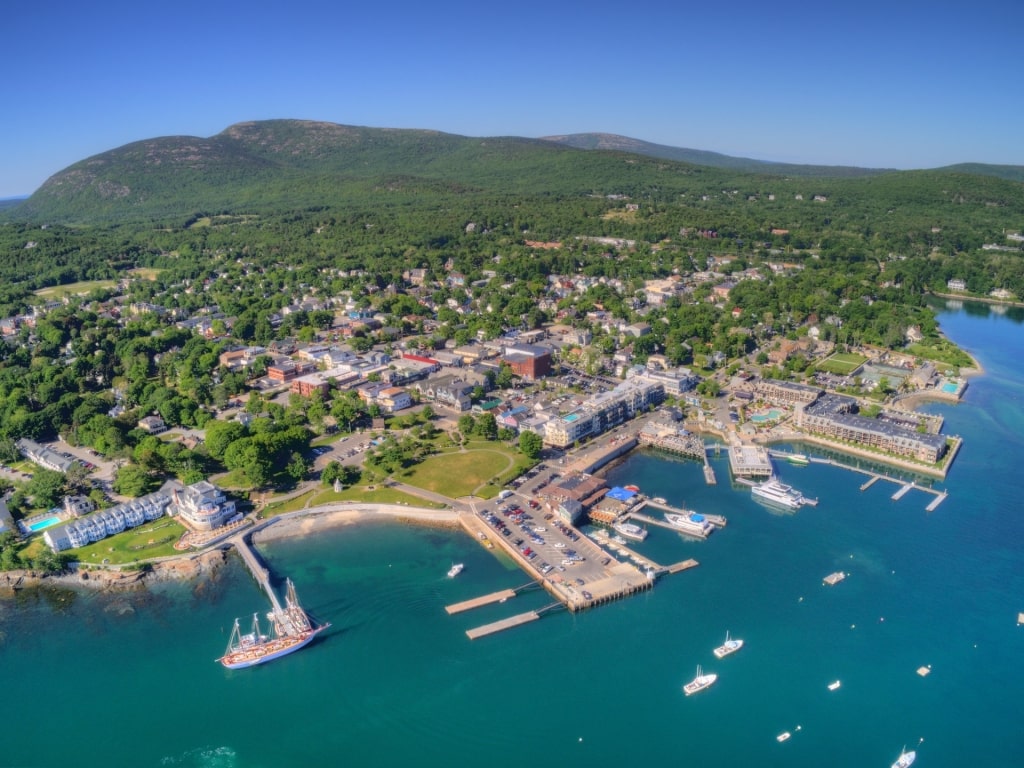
(8, 120, 1024, 223)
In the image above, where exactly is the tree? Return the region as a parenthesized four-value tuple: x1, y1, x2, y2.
(457, 414, 475, 435)
(519, 431, 543, 460)
(474, 412, 498, 440)
(113, 464, 156, 497)
(205, 419, 246, 461)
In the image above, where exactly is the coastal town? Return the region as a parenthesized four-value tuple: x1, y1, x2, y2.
(0, 252, 974, 622)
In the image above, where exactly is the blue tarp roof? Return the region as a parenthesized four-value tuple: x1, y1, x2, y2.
(606, 486, 637, 502)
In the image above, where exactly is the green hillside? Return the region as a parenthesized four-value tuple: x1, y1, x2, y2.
(539, 132, 892, 177)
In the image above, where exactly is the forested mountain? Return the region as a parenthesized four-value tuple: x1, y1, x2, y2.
(539, 132, 891, 177)
(1, 119, 1023, 314)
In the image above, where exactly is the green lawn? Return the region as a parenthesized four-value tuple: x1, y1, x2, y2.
(34, 279, 118, 298)
(398, 442, 531, 498)
(261, 484, 445, 516)
(65, 519, 188, 565)
(819, 352, 867, 375)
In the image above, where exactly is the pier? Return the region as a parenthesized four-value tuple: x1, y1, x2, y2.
(231, 532, 284, 613)
(445, 589, 517, 615)
(860, 475, 880, 491)
(926, 492, 948, 512)
(703, 457, 717, 485)
(891, 482, 915, 500)
(466, 610, 540, 639)
(640, 498, 727, 527)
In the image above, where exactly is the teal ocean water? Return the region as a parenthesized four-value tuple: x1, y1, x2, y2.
(3, 299, 1023, 768)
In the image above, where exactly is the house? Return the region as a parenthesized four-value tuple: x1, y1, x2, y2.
(947, 278, 967, 292)
(16, 438, 75, 473)
(138, 415, 168, 434)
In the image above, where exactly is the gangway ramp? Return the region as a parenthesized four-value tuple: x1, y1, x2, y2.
(445, 589, 517, 615)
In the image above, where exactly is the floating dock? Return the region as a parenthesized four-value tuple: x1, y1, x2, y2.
(445, 589, 517, 615)
(466, 611, 540, 639)
(667, 559, 699, 574)
(703, 458, 717, 485)
(892, 482, 916, 500)
(860, 475, 880, 491)
(925, 492, 948, 512)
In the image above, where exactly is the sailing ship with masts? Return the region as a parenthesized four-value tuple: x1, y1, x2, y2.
(218, 579, 329, 669)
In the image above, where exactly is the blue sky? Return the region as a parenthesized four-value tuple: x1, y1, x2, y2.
(4, 0, 1023, 198)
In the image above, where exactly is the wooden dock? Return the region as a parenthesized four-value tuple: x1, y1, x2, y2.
(925, 492, 948, 512)
(892, 482, 915, 500)
(466, 611, 540, 639)
(860, 475, 880, 491)
(667, 559, 699, 574)
(445, 589, 517, 615)
(232, 534, 283, 613)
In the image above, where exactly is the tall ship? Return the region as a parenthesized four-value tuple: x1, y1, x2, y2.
(751, 477, 809, 510)
(664, 511, 714, 539)
(218, 579, 329, 670)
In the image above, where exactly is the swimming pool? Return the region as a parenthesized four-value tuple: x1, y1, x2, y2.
(941, 382, 959, 393)
(563, 413, 580, 423)
(750, 409, 783, 423)
(27, 515, 62, 532)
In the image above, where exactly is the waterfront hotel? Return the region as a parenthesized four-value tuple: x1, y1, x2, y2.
(43, 480, 237, 553)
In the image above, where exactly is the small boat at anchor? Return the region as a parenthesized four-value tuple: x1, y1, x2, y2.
(682, 665, 717, 696)
(828, 680, 842, 691)
(447, 563, 464, 578)
(713, 631, 744, 659)
(891, 746, 916, 768)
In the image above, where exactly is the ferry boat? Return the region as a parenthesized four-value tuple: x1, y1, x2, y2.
(218, 580, 329, 670)
(713, 631, 744, 659)
(612, 521, 648, 542)
(787, 453, 810, 466)
(683, 665, 717, 696)
(891, 746, 916, 768)
(664, 511, 714, 538)
(447, 562, 465, 578)
(751, 477, 807, 509)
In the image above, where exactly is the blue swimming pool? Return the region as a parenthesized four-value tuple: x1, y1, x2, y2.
(941, 381, 959, 393)
(28, 515, 62, 532)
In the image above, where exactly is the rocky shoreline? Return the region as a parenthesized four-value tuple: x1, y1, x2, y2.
(0, 549, 229, 594)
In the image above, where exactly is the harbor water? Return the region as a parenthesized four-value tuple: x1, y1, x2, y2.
(3, 298, 1024, 768)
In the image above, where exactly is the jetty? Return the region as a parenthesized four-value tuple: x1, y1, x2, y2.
(892, 482, 916, 500)
(926, 492, 948, 512)
(232, 532, 283, 613)
(639, 499, 727, 528)
(466, 610, 540, 639)
(445, 589, 517, 615)
(860, 475, 880, 491)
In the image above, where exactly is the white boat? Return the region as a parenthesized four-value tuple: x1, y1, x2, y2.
(612, 521, 648, 542)
(828, 680, 841, 691)
(787, 453, 810, 466)
(891, 746, 916, 768)
(776, 731, 791, 743)
(664, 511, 714, 538)
(751, 477, 807, 509)
(713, 631, 744, 659)
(682, 664, 717, 696)
(447, 563, 464, 578)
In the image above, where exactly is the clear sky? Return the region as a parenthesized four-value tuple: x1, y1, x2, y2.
(4, 0, 1023, 198)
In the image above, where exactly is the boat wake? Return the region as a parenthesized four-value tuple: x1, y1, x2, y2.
(160, 745, 237, 767)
